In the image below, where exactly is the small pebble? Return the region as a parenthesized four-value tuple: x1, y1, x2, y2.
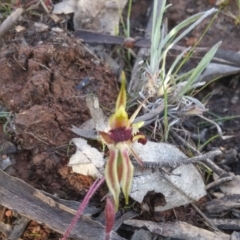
(75, 77, 91, 90)
(5, 210, 12, 217)
(231, 95, 238, 104)
(186, 8, 195, 14)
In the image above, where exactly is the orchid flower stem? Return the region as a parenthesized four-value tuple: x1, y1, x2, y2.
(61, 177, 105, 240)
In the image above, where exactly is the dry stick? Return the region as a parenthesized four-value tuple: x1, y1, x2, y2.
(74, 30, 240, 67)
(132, 148, 222, 168)
(210, 219, 240, 231)
(0, 8, 24, 39)
(39, 0, 49, 14)
(205, 176, 234, 190)
(157, 170, 213, 230)
(158, 172, 217, 233)
(191, 203, 219, 232)
(170, 130, 228, 176)
(203, 158, 227, 177)
(170, 130, 200, 155)
(124, 219, 230, 240)
(8, 216, 30, 240)
(0, 170, 123, 240)
(206, 195, 240, 213)
(0, 222, 11, 237)
(133, 101, 164, 125)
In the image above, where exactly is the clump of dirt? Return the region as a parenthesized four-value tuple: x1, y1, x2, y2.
(0, 30, 118, 150)
(0, 27, 118, 199)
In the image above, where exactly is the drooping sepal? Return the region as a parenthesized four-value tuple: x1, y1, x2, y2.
(104, 148, 121, 209)
(115, 71, 127, 111)
(120, 147, 134, 205)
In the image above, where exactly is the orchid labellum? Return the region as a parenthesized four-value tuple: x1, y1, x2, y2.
(99, 74, 147, 208)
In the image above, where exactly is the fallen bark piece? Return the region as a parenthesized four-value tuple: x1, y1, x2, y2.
(231, 231, 240, 240)
(7, 216, 29, 240)
(206, 194, 240, 213)
(210, 219, 240, 230)
(0, 170, 124, 240)
(74, 0, 128, 34)
(124, 220, 230, 240)
(219, 175, 240, 195)
(0, 8, 24, 39)
(42, 191, 100, 216)
(0, 221, 11, 237)
(131, 229, 152, 240)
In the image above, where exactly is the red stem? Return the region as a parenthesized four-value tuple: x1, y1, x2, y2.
(61, 177, 105, 240)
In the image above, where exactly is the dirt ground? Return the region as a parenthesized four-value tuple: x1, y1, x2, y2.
(0, 0, 240, 239)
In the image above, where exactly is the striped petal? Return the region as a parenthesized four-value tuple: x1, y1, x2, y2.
(120, 147, 134, 205)
(104, 148, 121, 209)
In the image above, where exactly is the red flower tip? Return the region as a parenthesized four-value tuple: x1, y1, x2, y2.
(105, 198, 115, 240)
(138, 137, 147, 145)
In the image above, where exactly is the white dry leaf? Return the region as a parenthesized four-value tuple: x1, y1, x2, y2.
(34, 22, 49, 32)
(68, 138, 105, 178)
(15, 25, 25, 32)
(197, 63, 240, 84)
(85, 95, 108, 131)
(0, 157, 12, 171)
(130, 141, 206, 211)
(214, 172, 240, 195)
(71, 95, 108, 140)
(73, 0, 128, 34)
(52, 0, 76, 15)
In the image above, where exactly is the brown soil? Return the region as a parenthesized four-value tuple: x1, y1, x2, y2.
(167, 0, 240, 51)
(0, 18, 118, 238)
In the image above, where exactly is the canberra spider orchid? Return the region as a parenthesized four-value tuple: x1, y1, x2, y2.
(99, 73, 147, 209)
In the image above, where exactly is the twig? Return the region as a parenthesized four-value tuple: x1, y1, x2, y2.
(210, 219, 240, 230)
(29, 59, 53, 73)
(170, 130, 227, 176)
(40, 0, 49, 14)
(133, 149, 222, 169)
(191, 203, 219, 232)
(170, 130, 200, 155)
(205, 176, 234, 190)
(8, 216, 30, 240)
(13, 55, 27, 70)
(0, 8, 24, 39)
(203, 158, 227, 177)
(124, 219, 230, 240)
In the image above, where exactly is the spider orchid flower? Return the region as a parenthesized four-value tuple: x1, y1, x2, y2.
(99, 74, 147, 209)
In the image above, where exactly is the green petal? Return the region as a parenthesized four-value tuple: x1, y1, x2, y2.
(115, 71, 127, 111)
(105, 148, 121, 209)
(119, 148, 134, 205)
(109, 105, 129, 129)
